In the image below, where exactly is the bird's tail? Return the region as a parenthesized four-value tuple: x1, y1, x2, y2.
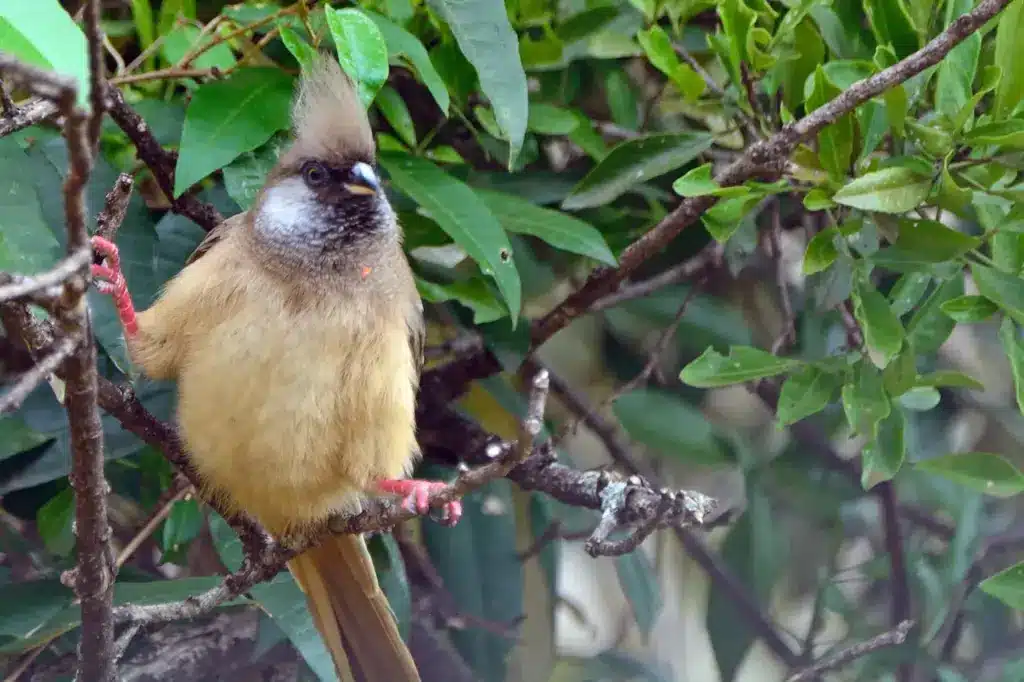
(287, 533, 420, 682)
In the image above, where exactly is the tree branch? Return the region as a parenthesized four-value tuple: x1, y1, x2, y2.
(787, 621, 914, 682)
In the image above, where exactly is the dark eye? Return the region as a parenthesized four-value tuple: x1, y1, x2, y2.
(302, 162, 329, 187)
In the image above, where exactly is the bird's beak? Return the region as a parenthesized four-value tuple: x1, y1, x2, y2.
(345, 161, 380, 196)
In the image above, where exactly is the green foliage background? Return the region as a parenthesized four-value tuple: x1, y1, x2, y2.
(1, 0, 1024, 680)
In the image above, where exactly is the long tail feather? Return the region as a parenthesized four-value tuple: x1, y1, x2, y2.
(288, 533, 420, 682)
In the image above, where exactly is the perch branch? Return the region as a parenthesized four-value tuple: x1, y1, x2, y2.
(787, 620, 914, 682)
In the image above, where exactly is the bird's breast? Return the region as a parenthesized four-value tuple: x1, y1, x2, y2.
(175, 282, 419, 533)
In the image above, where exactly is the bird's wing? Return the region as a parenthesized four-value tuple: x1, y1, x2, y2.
(408, 299, 425, 379)
(185, 212, 248, 266)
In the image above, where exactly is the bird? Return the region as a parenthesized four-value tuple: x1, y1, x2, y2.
(89, 55, 462, 682)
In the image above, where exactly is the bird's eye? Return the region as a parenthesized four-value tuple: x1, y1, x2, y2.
(302, 162, 329, 187)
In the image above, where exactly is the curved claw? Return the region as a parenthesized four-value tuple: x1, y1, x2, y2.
(89, 236, 138, 338)
(377, 478, 462, 526)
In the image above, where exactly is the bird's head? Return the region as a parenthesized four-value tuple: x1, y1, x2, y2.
(251, 56, 397, 265)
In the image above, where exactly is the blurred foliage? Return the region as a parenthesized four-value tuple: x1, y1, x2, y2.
(1, 0, 1024, 680)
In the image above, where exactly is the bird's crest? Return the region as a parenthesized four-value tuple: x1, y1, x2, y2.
(288, 54, 375, 163)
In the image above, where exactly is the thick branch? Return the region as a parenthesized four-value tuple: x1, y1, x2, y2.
(0, 96, 59, 136)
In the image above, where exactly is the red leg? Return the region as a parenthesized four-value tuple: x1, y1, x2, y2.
(90, 236, 138, 338)
(378, 479, 462, 526)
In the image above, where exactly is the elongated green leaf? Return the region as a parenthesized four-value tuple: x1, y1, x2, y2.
(853, 281, 905, 369)
(889, 219, 981, 262)
(842, 361, 890, 438)
(779, 18, 825, 114)
(916, 452, 1024, 497)
(161, 23, 236, 71)
(890, 272, 932, 316)
(380, 153, 520, 317)
(615, 549, 662, 636)
(37, 488, 74, 556)
(527, 103, 579, 135)
(475, 189, 615, 264)
(0, 139, 61, 273)
(999, 318, 1024, 416)
(972, 263, 1024, 325)
(680, 346, 801, 388)
(0, 0, 89, 106)
(979, 561, 1024, 609)
(430, 0, 527, 165)
(252, 577, 337, 682)
(936, 0, 979, 118)
(807, 67, 853, 179)
(417, 276, 507, 324)
(777, 366, 841, 426)
(803, 228, 840, 275)
(862, 408, 906, 488)
(964, 120, 1024, 148)
(863, 0, 918, 59)
(915, 370, 984, 391)
(833, 167, 931, 214)
(327, 7, 389, 109)
(613, 389, 728, 466)
(365, 10, 450, 114)
(637, 25, 705, 100)
(279, 25, 317, 70)
(376, 85, 417, 147)
(907, 274, 963, 353)
(942, 295, 998, 323)
(562, 133, 714, 209)
(174, 69, 294, 197)
(994, 0, 1024, 119)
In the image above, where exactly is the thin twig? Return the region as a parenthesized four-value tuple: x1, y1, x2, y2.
(0, 97, 59, 137)
(94, 174, 135, 241)
(84, 0, 105, 151)
(0, 248, 93, 305)
(115, 482, 193, 569)
(0, 334, 79, 414)
(787, 621, 914, 682)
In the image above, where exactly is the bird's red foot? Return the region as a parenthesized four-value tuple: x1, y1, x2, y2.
(378, 479, 462, 526)
(90, 236, 138, 338)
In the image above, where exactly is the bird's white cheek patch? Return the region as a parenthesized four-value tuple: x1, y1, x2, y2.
(256, 178, 331, 244)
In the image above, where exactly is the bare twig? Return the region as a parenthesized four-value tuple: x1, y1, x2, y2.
(115, 481, 193, 569)
(0, 51, 116, 682)
(787, 621, 914, 682)
(94, 174, 135, 241)
(878, 483, 913, 682)
(0, 248, 92, 305)
(0, 97, 59, 137)
(83, 0, 104, 151)
(585, 483, 672, 557)
(0, 334, 79, 414)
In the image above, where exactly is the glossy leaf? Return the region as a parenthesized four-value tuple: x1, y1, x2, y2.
(842, 361, 891, 438)
(972, 263, 1024, 325)
(527, 103, 579, 135)
(475, 188, 616, 264)
(777, 366, 841, 426)
(979, 561, 1024, 609)
(380, 153, 521, 317)
(431, 0, 527, 165)
(562, 133, 713, 209)
(999, 318, 1024, 416)
(852, 280, 905, 369)
(890, 272, 932, 316)
(803, 228, 840, 275)
(680, 346, 800, 388)
(0, 139, 61, 274)
(907, 274, 963, 353)
(365, 10, 450, 114)
(993, 0, 1024, 119)
(807, 67, 854, 179)
(613, 389, 728, 466)
(637, 25, 705, 100)
(161, 498, 203, 553)
(964, 120, 1024, 148)
(862, 408, 906, 488)
(36, 488, 74, 556)
(863, 0, 919, 59)
(279, 25, 317, 70)
(889, 219, 981, 262)
(833, 167, 931, 214)
(941, 295, 998, 323)
(417, 277, 507, 324)
(174, 69, 294, 197)
(327, 7, 389, 108)
(916, 452, 1024, 498)
(0, 0, 89, 105)
(376, 85, 417, 147)
(915, 370, 985, 391)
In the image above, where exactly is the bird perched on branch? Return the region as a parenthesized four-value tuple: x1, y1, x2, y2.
(90, 55, 461, 682)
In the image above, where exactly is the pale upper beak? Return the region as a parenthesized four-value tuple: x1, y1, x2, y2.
(345, 161, 380, 196)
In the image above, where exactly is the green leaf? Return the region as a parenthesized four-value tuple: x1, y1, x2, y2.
(802, 228, 840, 275)
(916, 452, 1024, 498)
(883, 342, 917, 396)
(964, 120, 1024, 149)
(0, 0, 89, 106)
(842, 361, 891, 438)
(993, 0, 1024, 119)
(173, 69, 294, 197)
(907, 274, 963, 353)
(416, 277, 507, 324)
(979, 560, 1024, 609)
(899, 386, 941, 411)
(993, 231, 1024, 274)
(833, 167, 931, 214)
(852, 280, 905, 369)
(475, 189, 616, 265)
(222, 137, 286, 211)
(161, 23, 236, 71)
(888, 219, 981, 262)
(613, 389, 728, 466)
(527, 103, 579, 135)
(778, 18, 825, 114)
(673, 163, 749, 199)
(999, 318, 1024, 416)
(863, 0, 919, 59)
(431, 0, 527, 166)
(561, 132, 713, 210)
(368, 533, 411, 641)
(161, 498, 203, 553)
(615, 550, 662, 636)
(776, 366, 841, 426)
(365, 10, 450, 114)
(279, 25, 317, 70)
(972, 263, 1024, 325)
(0, 414, 51, 461)
(680, 346, 801, 388)
(890, 272, 932, 316)
(376, 85, 416, 147)
(915, 370, 984, 391)
(326, 7, 389, 109)
(637, 25, 705, 100)
(807, 67, 854, 179)
(37, 488, 74, 556)
(0, 139, 61, 273)
(380, 153, 521, 317)
(803, 188, 835, 211)
(862, 408, 906, 487)
(941, 295, 998, 323)
(701, 192, 763, 243)
(251, 577, 337, 682)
